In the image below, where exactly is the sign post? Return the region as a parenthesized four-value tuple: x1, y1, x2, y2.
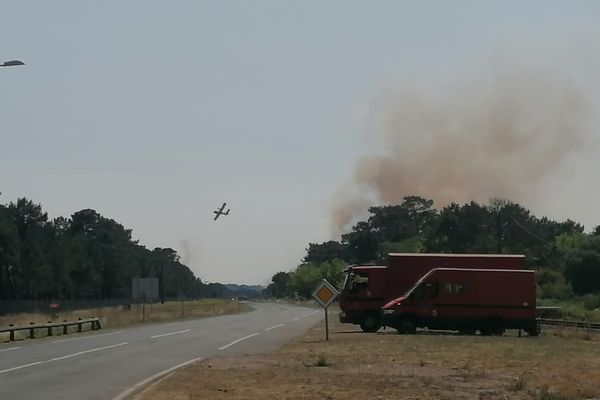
(311, 279, 340, 341)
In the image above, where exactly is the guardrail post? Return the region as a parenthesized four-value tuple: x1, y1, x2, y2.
(63, 320, 68, 335)
(77, 318, 82, 333)
(9, 324, 15, 341)
(29, 322, 35, 339)
(47, 321, 53, 337)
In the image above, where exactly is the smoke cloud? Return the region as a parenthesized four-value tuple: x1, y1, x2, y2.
(332, 69, 590, 235)
(179, 239, 198, 267)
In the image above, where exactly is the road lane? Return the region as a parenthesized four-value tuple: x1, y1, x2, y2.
(0, 302, 322, 400)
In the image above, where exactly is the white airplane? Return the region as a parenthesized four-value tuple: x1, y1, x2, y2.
(213, 202, 230, 221)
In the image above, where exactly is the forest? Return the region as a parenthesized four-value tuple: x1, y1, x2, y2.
(0, 197, 233, 302)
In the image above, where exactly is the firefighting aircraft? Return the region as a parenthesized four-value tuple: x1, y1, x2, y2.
(213, 203, 230, 221)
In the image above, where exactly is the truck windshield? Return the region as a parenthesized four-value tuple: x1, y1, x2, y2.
(403, 270, 434, 297)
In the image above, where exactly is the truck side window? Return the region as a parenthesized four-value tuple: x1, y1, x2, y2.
(441, 283, 466, 295)
(349, 273, 369, 293)
(423, 282, 439, 300)
(441, 283, 452, 294)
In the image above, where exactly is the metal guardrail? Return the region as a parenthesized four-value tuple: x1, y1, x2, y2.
(537, 318, 600, 331)
(0, 317, 101, 341)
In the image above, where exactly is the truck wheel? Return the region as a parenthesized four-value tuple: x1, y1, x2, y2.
(397, 318, 417, 334)
(482, 318, 504, 336)
(359, 313, 381, 333)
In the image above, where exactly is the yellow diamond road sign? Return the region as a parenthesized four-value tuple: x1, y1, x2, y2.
(312, 279, 339, 309)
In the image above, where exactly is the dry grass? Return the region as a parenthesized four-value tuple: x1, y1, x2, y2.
(1, 299, 250, 342)
(138, 318, 600, 400)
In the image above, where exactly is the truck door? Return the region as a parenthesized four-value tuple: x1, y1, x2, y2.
(348, 272, 371, 297)
(420, 282, 440, 328)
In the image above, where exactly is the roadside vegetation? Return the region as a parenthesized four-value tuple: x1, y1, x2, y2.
(266, 196, 600, 321)
(0, 299, 250, 342)
(137, 317, 600, 400)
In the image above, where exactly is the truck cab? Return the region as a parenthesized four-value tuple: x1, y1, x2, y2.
(339, 265, 388, 332)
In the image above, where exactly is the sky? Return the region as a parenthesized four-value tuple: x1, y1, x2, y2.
(1, 1, 600, 285)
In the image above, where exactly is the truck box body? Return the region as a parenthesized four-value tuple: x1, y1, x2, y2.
(381, 268, 537, 335)
(339, 253, 525, 332)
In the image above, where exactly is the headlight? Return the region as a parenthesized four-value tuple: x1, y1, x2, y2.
(382, 309, 395, 315)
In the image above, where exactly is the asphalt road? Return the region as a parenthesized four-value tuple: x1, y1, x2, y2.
(0, 302, 322, 400)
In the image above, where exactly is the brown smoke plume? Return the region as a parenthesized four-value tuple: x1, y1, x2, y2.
(332, 69, 590, 235)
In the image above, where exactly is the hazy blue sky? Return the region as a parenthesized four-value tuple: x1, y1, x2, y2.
(2, 1, 600, 285)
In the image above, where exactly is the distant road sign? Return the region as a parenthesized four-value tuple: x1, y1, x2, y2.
(312, 279, 339, 309)
(132, 278, 159, 301)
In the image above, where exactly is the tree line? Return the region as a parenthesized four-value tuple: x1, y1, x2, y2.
(0, 197, 233, 301)
(266, 196, 600, 304)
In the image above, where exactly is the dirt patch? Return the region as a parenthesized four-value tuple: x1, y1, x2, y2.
(137, 318, 600, 400)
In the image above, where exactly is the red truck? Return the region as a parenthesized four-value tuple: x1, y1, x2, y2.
(338, 253, 524, 332)
(381, 268, 538, 336)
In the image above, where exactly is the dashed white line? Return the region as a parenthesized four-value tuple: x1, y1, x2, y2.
(52, 330, 125, 343)
(218, 333, 259, 350)
(265, 324, 284, 331)
(0, 346, 21, 353)
(112, 356, 204, 400)
(150, 329, 191, 339)
(47, 342, 129, 362)
(0, 342, 129, 375)
(0, 361, 43, 374)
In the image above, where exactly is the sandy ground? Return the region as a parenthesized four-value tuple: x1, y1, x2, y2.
(137, 316, 600, 400)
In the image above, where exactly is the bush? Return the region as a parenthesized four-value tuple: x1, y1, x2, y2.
(539, 282, 574, 300)
(578, 293, 600, 310)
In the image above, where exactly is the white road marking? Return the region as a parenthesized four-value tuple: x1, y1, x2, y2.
(51, 330, 125, 343)
(292, 310, 319, 322)
(0, 346, 21, 353)
(218, 333, 259, 350)
(0, 342, 129, 375)
(46, 342, 129, 362)
(0, 361, 44, 374)
(301, 310, 320, 319)
(265, 324, 284, 331)
(150, 329, 190, 339)
(112, 356, 204, 400)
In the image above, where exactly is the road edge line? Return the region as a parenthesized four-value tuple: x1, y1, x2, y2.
(112, 356, 204, 400)
(217, 333, 260, 350)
